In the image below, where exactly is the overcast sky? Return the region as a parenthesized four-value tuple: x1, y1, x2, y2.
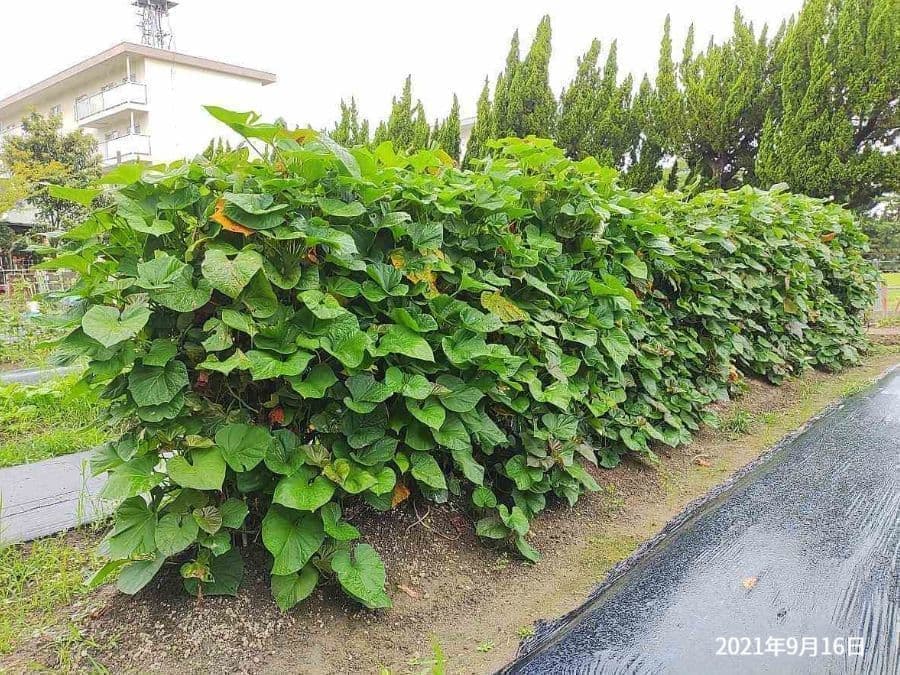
(0, 0, 803, 128)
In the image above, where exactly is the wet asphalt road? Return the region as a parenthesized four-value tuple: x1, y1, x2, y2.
(505, 366, 900, 675)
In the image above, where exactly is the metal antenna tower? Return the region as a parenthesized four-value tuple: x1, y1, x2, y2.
(133, 0, 178, 49)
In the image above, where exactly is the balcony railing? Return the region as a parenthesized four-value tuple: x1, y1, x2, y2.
(100, 134, 151, 167)
(0, 124, 24, 139)
(75, 81, 147, 122)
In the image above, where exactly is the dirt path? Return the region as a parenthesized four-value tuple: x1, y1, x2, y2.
(6, 346, 899, 674)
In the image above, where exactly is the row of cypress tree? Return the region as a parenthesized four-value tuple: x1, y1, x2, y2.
(331, 79, 464, 163)
(329, 0, 897, 209)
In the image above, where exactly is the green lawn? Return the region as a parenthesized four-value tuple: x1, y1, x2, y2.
(0, 298, 67, 370)
(883, 272, 900, 309)
(0, 534, 105, 658)
(0, 374, 109, 468)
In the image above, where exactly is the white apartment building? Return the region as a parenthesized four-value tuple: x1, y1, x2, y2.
(0, 42, 276, 168)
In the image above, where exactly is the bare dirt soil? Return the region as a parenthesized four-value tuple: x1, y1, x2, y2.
(867, 324, 900, 345)
(5, 346, 899, 675)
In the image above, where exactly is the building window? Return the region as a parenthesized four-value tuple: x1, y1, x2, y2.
(49, 105, 61, 117)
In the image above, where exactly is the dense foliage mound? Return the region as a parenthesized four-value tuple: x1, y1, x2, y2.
(45, 108, 877, 610)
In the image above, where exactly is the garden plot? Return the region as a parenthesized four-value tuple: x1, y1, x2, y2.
(1, 346, 897, 673)
(0, 114, 882, 671)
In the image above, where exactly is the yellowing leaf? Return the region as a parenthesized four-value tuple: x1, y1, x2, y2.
(389, 250, 407, 270)
(211, 198, 253, 236)
(389, 249, 439, 296)
(435, 148, 455, 167)
(481, 291, 528, 323)
(291, 128, 318, 144)
(391, 482, 410, 508)
(407, 269, 439, 297)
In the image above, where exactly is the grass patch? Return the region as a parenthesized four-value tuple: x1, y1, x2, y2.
(516, 625, 536, 639)
(0, 289, 68, 371)
(0, 533, 103, 656)
(721, 408, 753, 436)
(581, 534, 641, 572)
(0, 374, 109, 468)
(882, 272, 900, 310)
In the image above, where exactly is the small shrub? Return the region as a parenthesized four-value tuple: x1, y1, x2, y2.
(47, 109, 876, 610)
(722, 409, 753, 436)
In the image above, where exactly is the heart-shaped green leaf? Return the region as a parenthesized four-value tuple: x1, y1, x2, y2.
(271, 564, 319, 612)
(409, 451, 447, 489)
(167, 448, 226, 491)
(128, 360, 189, 407)
(318, 197, 366, 218)
(193, 505, 223, 534)
(117, 554, 167, 594)
(183, 548, 244, 597)
(262, 505, 325, 575)
(215, 423, 273, 472)
(220, 498, 249, 529)
(319, 503, 360, 541)
(331, 544, 391, 609)
(273, 466, 336, 511)
(201, 248, 263, 298)
(82, 304, 150, 348)
(375, 324, 434, 362)
(155, 513, 200, 556)
(405, 397, 446, 430)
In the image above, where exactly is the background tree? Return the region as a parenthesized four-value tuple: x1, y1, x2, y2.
(0, 112, 101, 230)
(433, 94, 462, 160)
(375, 76, 432, 152)
(491, 30, 520, 137)
(588, 42, 636, 168)
(505, 15, 556, 137)
(676, 11, 776, 188)
(860, 195, 900, 261)
(620, 17, 683, 190)
(0, 174, 27, 214)
(620, 19, 681, 191)
(372, 120, 388, 146)
(379, 76, 415, 150)
(201, 137, 234, 160)
(653, 16, 684, 161)
(757, 0, 899, 208)
(331, 97, 369, 146)
(411, 102, 430, 151)
(341, 0, 897, 209)
(557, 39, 603, 159)
(464, 78, 493, 166)
(0, 174, 27, 258)
(622, 76, 665, 190)
(557, 40, 635, 168)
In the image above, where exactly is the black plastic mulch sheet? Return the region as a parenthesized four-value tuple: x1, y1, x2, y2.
(502, 366, 900, 675)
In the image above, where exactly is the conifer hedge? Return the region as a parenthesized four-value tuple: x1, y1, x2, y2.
(46, 109, 876, 610)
